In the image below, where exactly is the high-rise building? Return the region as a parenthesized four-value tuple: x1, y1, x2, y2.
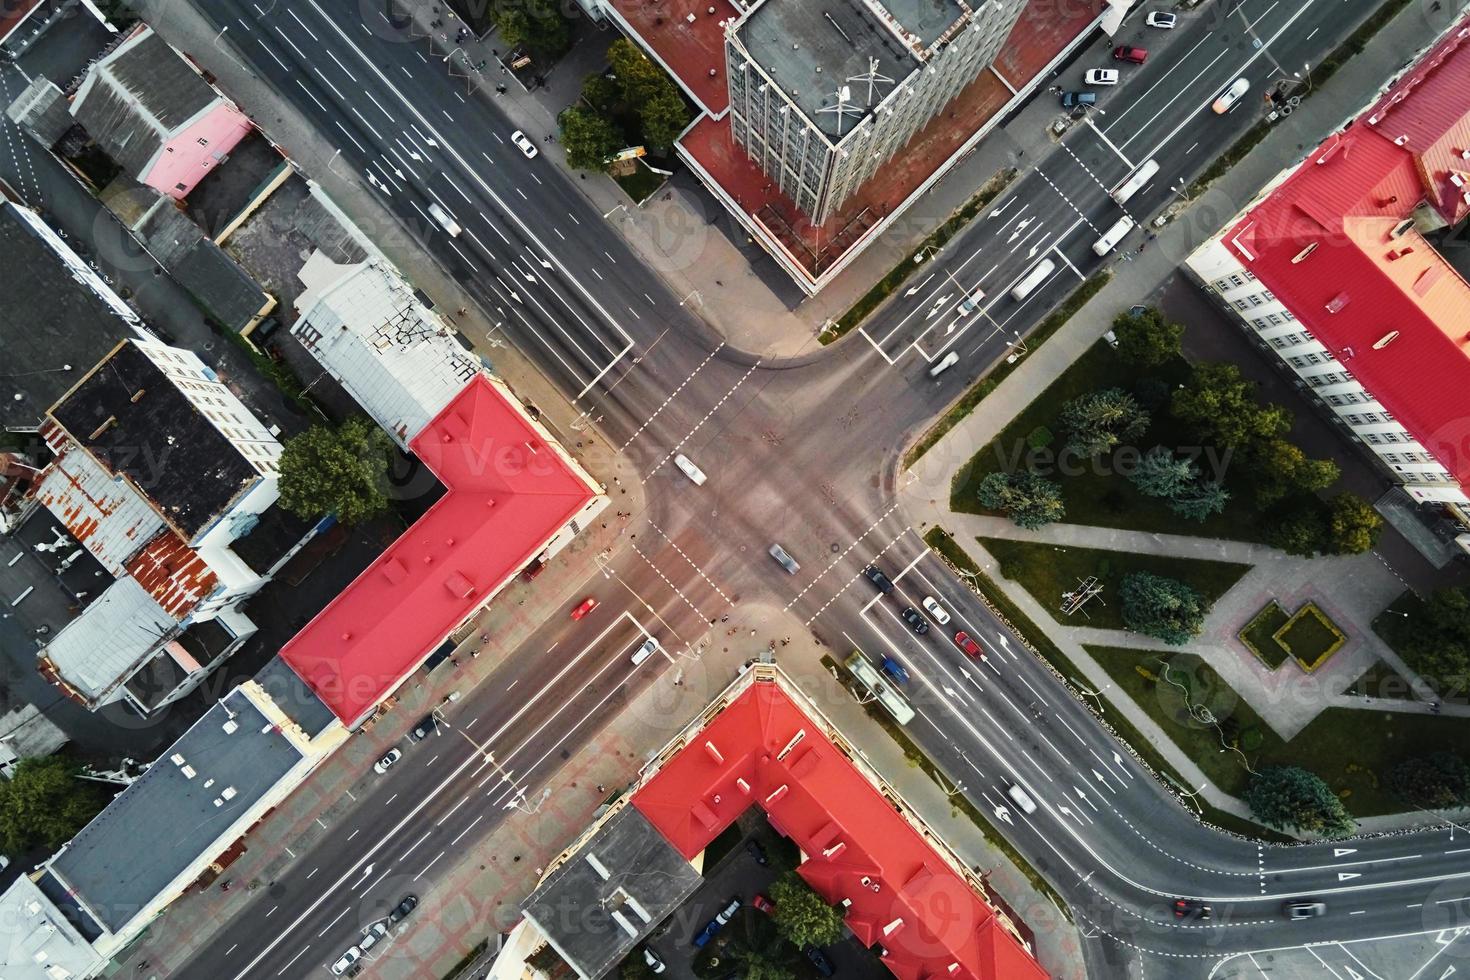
(725, 0, 1026, 225)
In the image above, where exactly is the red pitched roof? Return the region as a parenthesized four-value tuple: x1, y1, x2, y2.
(280, 375, 597, 725)
(1223, 16, 1470, 489)
(633, 682, 1048, 980)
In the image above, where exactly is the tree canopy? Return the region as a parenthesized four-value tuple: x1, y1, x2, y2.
(1058, 387, 1149, 458)
(1119, 572, 1209, 645)
(1245, 766, 1355, 837)
(1249, 438, 1339, 508)
(278, 418, 394, 526)
(768, 872, 845, 949)
(977, 471, 1065, 530)
(1170, 363, 1290, 452)
(1376, 586, 1470, 694)
(1265, 492, 1382, 557)
(0, 756, 106, 854)
(1388, 753, 1470, 810)
(605, 39, 692, 151)
(494, 0, 571, 59)
(559, 105, 624, 170)
(1112, 307, 1184, 367)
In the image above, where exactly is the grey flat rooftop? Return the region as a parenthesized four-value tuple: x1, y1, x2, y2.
(48, 687, 304, 932)
(254, 655, 337, 737)
(0, 202, 143, 430)
(523, 805, 703, 980)
(739, 0, 916, 138)
(880, 0, 966, 49)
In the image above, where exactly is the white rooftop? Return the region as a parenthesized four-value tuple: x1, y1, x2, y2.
(40, 575, 179, 703)
(33, 442, 165, 576)
(291, 254, 484, 446)
(0, 874, 107, 979)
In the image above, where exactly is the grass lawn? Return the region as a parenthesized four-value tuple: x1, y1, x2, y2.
(1276, 603, 1346, 672)
(1349, 661, 1420, 701)
(614, 164, 666, 204)
(1085, 645, 1468, 818)
(978, 536, 1251, 632)
(949, 340, 1270, 541)
(1240, 602, 1291, 669)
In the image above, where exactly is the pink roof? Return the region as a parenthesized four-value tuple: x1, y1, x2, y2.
(633, 682, 1048, 980)
(280, 376, 597, 724)
(1223, 15, 1470, 488)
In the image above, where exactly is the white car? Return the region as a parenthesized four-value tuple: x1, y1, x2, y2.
(511, 130, 539, 159)
(373, 748, 402, 775)
(921, 596, 951, 626)
(330, 947, 363, 976)
(1145, 11, 1177, 28)
(1084, 69, 1120, 86)
(673, 453, 707, 486)
(1212, 77, 1251, 114)
(358, 921, 389, 953)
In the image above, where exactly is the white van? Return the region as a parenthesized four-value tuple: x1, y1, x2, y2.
(427, 202, 462, 237)
(956, 287, 987, 316)
(1110, 158, 1159, 205)
(928, 351, 960, 377)
(1007, 782, 1038, 815)
(1010, 259, 1056, 302)
(1092, 215, 1136, 256)
(631, 636, 659, 665)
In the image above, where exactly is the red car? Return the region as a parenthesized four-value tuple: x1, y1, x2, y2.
(571, 596, 599, 620)
(954, 631, 985, 659)
(752, 894, 775, 914)
(1113, 45, 1148, 63)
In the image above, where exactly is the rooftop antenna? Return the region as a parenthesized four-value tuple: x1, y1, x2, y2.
(818, 85, 864, 134)
(848, 57, 895, 106)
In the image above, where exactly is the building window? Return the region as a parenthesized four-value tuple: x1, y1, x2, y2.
(1234, 299, 1252, 312)
(197, 137, 210, 146)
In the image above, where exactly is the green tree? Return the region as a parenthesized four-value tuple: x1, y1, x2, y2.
(1058, 387, 1149, 458)
(724, 914, 799, 980)
(1168, 480, 1230, 522)
(278, 418, 393, 526)
(1264, 498, 1331, 557)
(977, 472, 1065, 530)
(0, 756, 106, 853)
(1376, 587, 1470, 694)
(1326, 492, 1382, 555)
(559, 105, 624, 170)
(495, 0, 571, 60)
(641, 87, 692, 149)
(607, 39, 690, 149)
(581, 72, 621, 114)
(1112, 307, 1183, 367)
(768, 872, 844, 949)
(1388, 753, 1470, 810)
(1119, 572, 1209, 645)
(1250, 438, 1339, 508)
(1246, 766, 1355, 837)
(619, 953, 656, 980)
(1129, 448, 1198, 500)
(1170, 363, 1290, 451)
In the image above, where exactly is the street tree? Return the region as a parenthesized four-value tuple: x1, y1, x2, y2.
(1129, 448, 1198, 500)
(0, 756, 106, 853)
(976, 471, 1066, 530)
(1376, 586, 1470, 694)
(641, 88, 692, 149)
(1119, 572, 1209, 645)
(1326, 492, 1382, 555)
(278, 418, 394, 526)
(495, 0, 571, 59)
(1112, 307, 1184, 367)
(1264, 498, 1331, 557)
(1170, 363, 1290, 451)
(607, 39, 690, 150)
(1388, 753, 1470, 810)
(1250, 439, 1339, 507)
(768, 872, 844, 949)
(581, 73, 621, 114)
(1168, 480, 1230, 522)
(1058, 387, 1149, 458)
(559, 106, 624, 170)
(1246, 766, 1355, 837)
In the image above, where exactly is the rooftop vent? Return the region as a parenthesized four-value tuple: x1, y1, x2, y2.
(585, 852, 611, 880)
(171, 753, 186, 766)
(1290, 242, 1318, 264)
(222, 786, 237, 800)
(222, 718, 239, 735)
(181, 764, 197, 779)
(1372, 331, 1400, 350)
(1390, 218, 1415, 238)
(1325, 292, 1350, 314)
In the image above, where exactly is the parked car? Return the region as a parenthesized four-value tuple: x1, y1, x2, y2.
(693, 897, 742, 947)
(745, 839, 768, 865)
(769, 543, 801, 575)
(715, 896, 741, 924)
(1084, 68, 1119, 86)
(358, 922, 388, 953)
(1173, 899, 1212, 919)
(510, 130, 539, 158)
(409, 714, 439, 741)
(1113, 45, 1148, 63)
(373, 748, 402, 775)
(953, 631, 984, 659)
(1060, 90, 1097, 108)
(921, 596, 951, 625)
(389, 894, 418, 923)
(643, 948, 667, 974)
(1145, 11, 1177, 27)
(571, 596, 599, 620)
(330, 947, 363, 976)
(752, 893, 775, 914)
(880, 655, 911, 685)
(1284, 900, 1326, 920)
(900, 607, 930, 635)
(863, 565, 895, 594)
(805, 946, 836, 977)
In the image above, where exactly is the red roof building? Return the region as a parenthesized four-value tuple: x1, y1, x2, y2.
(633, 672, 1048, 980)
(279, 375, 602, 726)
(1188, 16, 1470, 514)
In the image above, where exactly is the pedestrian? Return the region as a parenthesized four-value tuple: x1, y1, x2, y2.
(597, 784, 605, 793)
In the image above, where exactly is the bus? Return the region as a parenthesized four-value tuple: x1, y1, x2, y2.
(1010, 258, 1056, 302)
(842, 651, 915, 725)
(1092, 215, 1136, 256)
(1110, 158, 1159, 205)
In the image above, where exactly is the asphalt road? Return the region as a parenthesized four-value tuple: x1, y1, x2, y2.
(85, 0, 1470, 976)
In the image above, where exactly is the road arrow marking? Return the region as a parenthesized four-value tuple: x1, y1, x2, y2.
(1337, 872, 1361, 881)
(354, 863, 374, 885)
(1343, 968, 1364, 980)
(1334, 847, 1358, 857)
(1028, 244, 1040, 258)
(1437, 966, 1455, 979)
(1435, 928, 1467, 946)
(993, 805, 1013, 826)
(942, 685, 959, 700)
